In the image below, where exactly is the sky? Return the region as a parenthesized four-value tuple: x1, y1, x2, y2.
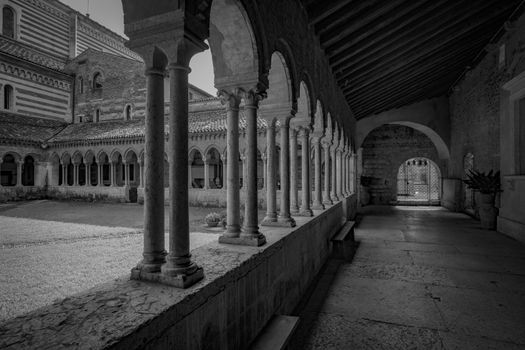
(60, 0, 216, 95)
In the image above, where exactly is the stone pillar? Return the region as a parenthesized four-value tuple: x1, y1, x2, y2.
(124, 162, 130, 186)
(16, 160, 22, 186)
(336, 149, 343, 199)
(219, 91, 242, 241)
(160, 50, 204, 286)
(323, 142, 332, 204)
(290, 127, 299, 214)
(98, 163, 103, 187)
(203, 159, 210, 189)
(72, 164, 78, 186)
(262, 120, 277, 225)
(86, 163, 91, 186)
(188, 160, 193, 188)
(342, 151, 347, 196)
(331, 149, 337, 201)
(277, 115, 295, 226)
(241, 155, 247, 189)
(133, 61, 166, 273)
(299, 127, 313, 216)
(222, 155, 227, 190)
(138, 162, 144, 188)
(109, 162, 115, 187)
(351, 153, 356, 193)
(241, 90, 266, 245)
(312, 137, 324, 210)
(262, 154, 267, 190)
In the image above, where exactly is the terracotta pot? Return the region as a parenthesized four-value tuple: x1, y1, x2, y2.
(478, 193, 498, 230)
(206, 220, 219, 227)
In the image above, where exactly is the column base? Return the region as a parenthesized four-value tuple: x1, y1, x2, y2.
(130, 265, 204, 288)
(219, 233, 266, 246)
(290, 206, 300, 214)
(261, 215, 278, 226)
(323, 199, 334, 205)
(312, 202, 325, 210)
(297, 209, 314, 217)
(278, 215, 296, 227)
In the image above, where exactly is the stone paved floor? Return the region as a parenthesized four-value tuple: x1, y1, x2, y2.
(0, 200, 240, 323)
(291, 206, 525, 350)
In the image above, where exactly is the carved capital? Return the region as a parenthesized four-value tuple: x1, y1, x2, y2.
(242, 88, 267, 109)
(217, 89, 242, 111)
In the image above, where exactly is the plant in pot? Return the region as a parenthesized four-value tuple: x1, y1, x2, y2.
(205, 212, 222, 227)
(463, 169, 501, 229)
(360, 175, 373, 206)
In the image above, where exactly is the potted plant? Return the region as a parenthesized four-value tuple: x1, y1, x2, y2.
(463, 169, 501, 229)
(205, 212, 222, 227)
(360, 175, 373, 206)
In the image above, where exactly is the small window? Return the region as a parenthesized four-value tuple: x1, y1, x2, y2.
(4, 84, 13, 110)
(2, 6, 15, 39)
(93, 72, 102, 90)
(95, 109, 100, 122)
(79, 115, 83, 123)
(125, 105, 131, 120)
(78, 76, 84, 94)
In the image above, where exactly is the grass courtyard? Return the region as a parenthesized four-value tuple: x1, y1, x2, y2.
(0, 200, 241, 323)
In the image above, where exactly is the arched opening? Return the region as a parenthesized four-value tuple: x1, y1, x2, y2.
(2, 6, 15, 38)
(21, 155, 34, 186)
(84, 152, 96, 186)
(206, 147, 223, 189)
(397, 157, 441, 205)
(99, 153, 110, 186)
(463, 153, 475, 212)
(124, 150, 139, 186)
(49, 154, 60, 186)
(93, 72, 103, 90)
(125, 105, 132, 120)
(4, 84, 13, 110)
(189, 149, 204, 188)
(95, 108, 100, 122)
(1, 154, 17, 186)
(78, 76, 84, 94)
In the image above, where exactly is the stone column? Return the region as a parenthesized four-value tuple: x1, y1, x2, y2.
(72, 164, 78, 186)
(160, 50, 204, 285)
(312, 137, 324, 210)
(241, 155, 247, 189)
(134, 62, 166, 273)
(262, 120, 277, 225)
(16, 160, 22, 186)
(109, 162, 115, 187)
(222, 155, 227, 190)
(351, 153, 356, 193)
(187, 160, 193, 188)
(290, 127, 299, 214)
(323, 142, 333, 204)
(203, 159, 210, 189)
(342, 151, 347, 196)
(262, 154, 267, 190)
(277, 115, 295, 226)
(138, 162, 144, 188)
(331, 149, 337, 201)
(98, 163, 103, 187)
(219, 91, 242, 241)
(124, 161, 130, 186)
(299, 127, 313, 216)
(336, 149, 343, 199)
(86, 163, 91, 186)
(241, 90, 266, 245)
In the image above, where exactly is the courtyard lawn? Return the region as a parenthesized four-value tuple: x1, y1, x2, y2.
(0, 200, 257, 323)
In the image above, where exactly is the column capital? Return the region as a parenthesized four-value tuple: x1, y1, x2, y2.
(297, 125, 311, 138)
(218, 89, 242, 111)
(241, 88, 267, 108)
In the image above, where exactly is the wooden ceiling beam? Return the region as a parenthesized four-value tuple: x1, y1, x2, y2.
(307, 0, 353, 26)
(314, 0, 382, 36)
(324, 0, 433, 57)
(339, 16, 501, 94)
(318, 0, 405, 43)
(331, 0, 502, 72)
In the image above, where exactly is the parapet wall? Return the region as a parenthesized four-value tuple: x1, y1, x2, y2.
(0, 197, 354, 349)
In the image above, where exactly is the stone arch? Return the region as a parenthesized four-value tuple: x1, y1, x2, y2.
(61, 152, 71, 164)
(209, 0, 265, 90)
(260, 50, 294, 116)
(97, 150, 108, 164)
(204, 145, 221, 160)
(189, 148, 204, 188)
(205, 146, 223, 189)
(356, 97, 450, 159)
(397, 157, 442, 204)
(124, 148, 139, 163)
(273, 39, 298, 107)
(109, 149, 122, 163)
(0, 153, 19, 186)
(313, 99, 325, 134)
(84, 150, 96, 164)
(295, 79, 313, 127)
(72, 151, 83, 165)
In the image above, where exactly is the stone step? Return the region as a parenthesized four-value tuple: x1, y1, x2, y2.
(250, 315, 300, 350)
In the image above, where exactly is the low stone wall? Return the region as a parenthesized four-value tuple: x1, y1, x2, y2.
(498, 175, 525, 244)
(0, 186, 46, 201)
(0, 199, 352, 350)
(47, 186, 130, 202)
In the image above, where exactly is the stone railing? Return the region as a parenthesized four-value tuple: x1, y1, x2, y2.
(0, 196, 356, 349)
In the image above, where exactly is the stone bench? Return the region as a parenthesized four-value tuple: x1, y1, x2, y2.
(250, 315, 300, 350)
(331, 220, 356, 260)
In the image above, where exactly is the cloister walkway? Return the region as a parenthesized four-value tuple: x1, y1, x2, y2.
(292, 206, 525, 349)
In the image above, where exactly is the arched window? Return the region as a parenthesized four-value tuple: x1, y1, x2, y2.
(4, 84, 13, 110)
(92, 72, 102, 89)
(22, 155, 34, 186)
(78, 76, 84, 94)
(125, 105, 131, 120)
(2, 6, 15, 39)
(95, 108, 100, 122)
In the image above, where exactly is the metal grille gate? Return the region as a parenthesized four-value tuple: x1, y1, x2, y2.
(397, 158, 441, 204)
